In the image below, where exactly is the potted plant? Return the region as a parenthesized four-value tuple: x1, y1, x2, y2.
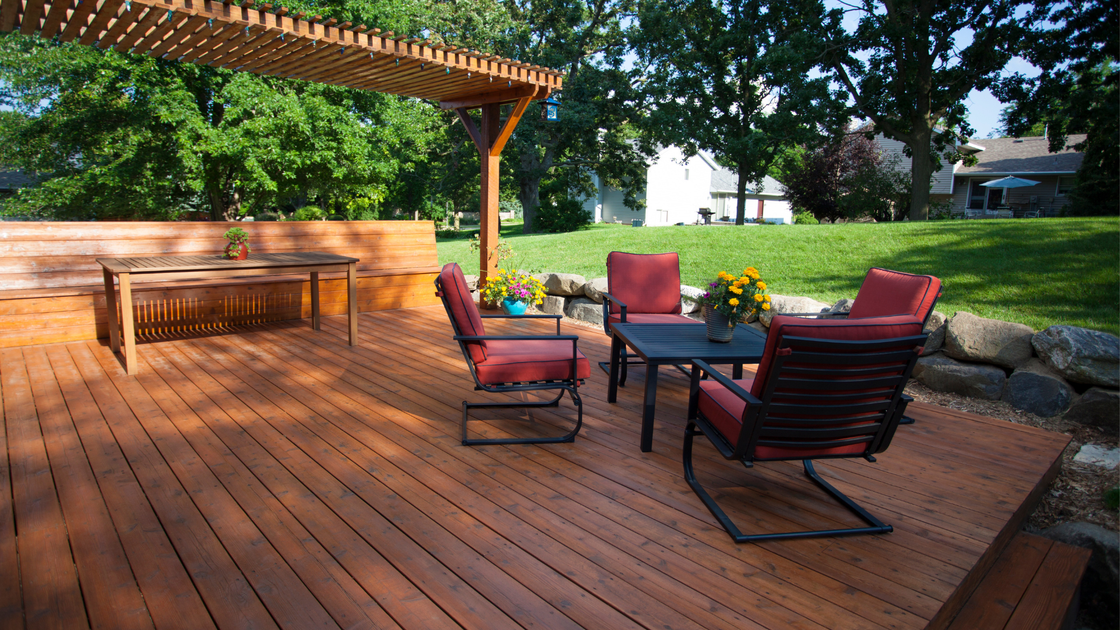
(479, 268, 546, 315)
(691, 267, 771, 342)
(223, 227, 251, 260)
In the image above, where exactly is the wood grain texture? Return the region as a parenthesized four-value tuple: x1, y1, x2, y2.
(0, 306, 1076, 630)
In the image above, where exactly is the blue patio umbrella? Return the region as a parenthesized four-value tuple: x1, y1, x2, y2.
(979, 176, 1040, 207)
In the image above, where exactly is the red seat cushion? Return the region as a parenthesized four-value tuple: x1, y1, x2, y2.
(473, 339, 591, 385)
(847, 268, 941, 323)
(608, 313, 698, 327)
(438, 263, 487, 363)
(606, 252, 683, 315)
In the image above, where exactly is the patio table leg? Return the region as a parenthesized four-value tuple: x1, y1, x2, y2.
(608, 334, 622, 403)
(347, 261, 358, 345)
(310, 271, 320, 330)
(119, 272, 137, 375)
(103, 268, 120, 353)
(640, 364, 660, 453)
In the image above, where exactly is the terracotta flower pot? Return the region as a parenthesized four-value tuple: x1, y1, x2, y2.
(224, 243, 249, 260)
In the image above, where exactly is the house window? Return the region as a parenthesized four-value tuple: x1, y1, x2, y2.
(1056, 177, 1075, 196)
(969, 180, 1004, 210)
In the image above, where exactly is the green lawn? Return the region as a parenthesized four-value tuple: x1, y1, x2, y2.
(437, 218, 1120, 335)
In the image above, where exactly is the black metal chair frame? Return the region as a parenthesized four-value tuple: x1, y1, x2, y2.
(435, 276, 584, 446)
(684, 331, 926, 543)
(599, 292, 692, 386)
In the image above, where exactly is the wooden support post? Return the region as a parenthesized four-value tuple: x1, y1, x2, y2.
(479, 103, 501, 287)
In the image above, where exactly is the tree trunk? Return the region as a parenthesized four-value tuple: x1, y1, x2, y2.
(519, 176, 540, 233)
(907, 126, 933, 221)
(735, 162, 749, 225)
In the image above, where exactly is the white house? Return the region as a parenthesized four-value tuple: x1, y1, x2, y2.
(581, 146, 792, 225)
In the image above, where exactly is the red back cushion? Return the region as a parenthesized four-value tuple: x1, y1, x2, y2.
(847, 267, 941, 323)
(438, 263, 487, 363)
(606, 252, 683, 315)
(750, 314, 925, 399)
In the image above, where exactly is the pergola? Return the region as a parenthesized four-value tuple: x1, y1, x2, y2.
(0, 0, 563, 282)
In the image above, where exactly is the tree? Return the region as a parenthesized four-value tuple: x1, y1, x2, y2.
(993, 0, 1118, 215)
(633, 0, 843, 225)
(821, 0, 1043, 220)
(778, 128, 909, 222)
(500, 0, 655, 233)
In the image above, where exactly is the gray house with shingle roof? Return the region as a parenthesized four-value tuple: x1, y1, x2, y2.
(877, 133, 1086, 216)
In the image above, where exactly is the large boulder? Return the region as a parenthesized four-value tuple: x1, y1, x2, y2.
(538, 295, 568, 316)
(923, 311, 947, 354)
(680, 285, 705, 314)
(565, 297, 604, 326)
(1032, 326, 1120, 388)
(1064, 387, 1120, 434)
(943, 311, 1034, 369)
(1000, 359, 1075, 417)
(464, 274, 480, 291)
(540, 272, 587, 296)
(829, 298, 855, 315)
(759, 294, 832, 327)
(913, 352, 1007, 400)
(582, 277, 609, 303)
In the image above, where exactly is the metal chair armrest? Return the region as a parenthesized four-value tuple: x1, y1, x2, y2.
(601, 292, 628, 335)
(689, 360, 762, 406)
(781, 312, 850, 319)
(482, 312, 563, 333)
(454, 334, 579, 342)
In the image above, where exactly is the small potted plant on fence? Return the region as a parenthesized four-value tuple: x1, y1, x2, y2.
(692, 267, 771, 342)
(480, 268, 546, 315)
(223, 227, 251, 260)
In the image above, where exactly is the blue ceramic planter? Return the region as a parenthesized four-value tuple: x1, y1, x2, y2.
(501, 298, 528, 315)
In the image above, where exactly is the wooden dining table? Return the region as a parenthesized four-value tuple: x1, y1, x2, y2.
(98, 252, 358, 375)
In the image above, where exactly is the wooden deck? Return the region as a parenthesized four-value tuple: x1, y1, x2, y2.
(0, 306, 1071, 630)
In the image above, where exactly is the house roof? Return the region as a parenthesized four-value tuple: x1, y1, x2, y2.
(710, 170, 784, 197)
(957, 135, 1086, 176)
(0, 169, 35, 190)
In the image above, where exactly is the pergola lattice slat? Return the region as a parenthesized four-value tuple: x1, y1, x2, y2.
(0, 0, 563, 101)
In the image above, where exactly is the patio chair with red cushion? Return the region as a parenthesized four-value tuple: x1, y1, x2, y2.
(435, 263, 591, 446)
(600, 251, 698, 383)
(684, 314, 928, 543)
(799, 267, 942, 326)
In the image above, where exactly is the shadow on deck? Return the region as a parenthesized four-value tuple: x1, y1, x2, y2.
(0, 306, 1071, 630)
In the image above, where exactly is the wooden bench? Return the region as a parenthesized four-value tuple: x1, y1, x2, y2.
(0, 221, 441, 348)
(946, 531, 1092, 630)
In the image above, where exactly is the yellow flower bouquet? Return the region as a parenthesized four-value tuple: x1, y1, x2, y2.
(695, 267, 771, 326)
(480, 268, 547, 315)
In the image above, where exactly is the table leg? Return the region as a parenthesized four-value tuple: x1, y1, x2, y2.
(102, 268, 120, 353)
(310, 271, 321, 331)
(640, 364, 661, 453)
(733, 363, 743, 379)
(607, 334, 622, 403)
(347, 262, 358, 345)
(119, 272, 137, 375)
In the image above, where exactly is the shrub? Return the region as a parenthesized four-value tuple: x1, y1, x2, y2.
(793, 211, 819, 225)
(327, 214, 346, 221)
(292, 206, 326, 221)
(535, 197, 591, 233)
(255, 211, 280, 221)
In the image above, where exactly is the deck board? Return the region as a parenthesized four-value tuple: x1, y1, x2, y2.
(0, 305, 1071, 630)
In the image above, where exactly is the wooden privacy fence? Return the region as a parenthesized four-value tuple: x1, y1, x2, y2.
(0, 220, 440, 347)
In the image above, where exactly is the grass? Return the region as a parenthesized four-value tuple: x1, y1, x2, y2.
(437, 217, 1120, 336)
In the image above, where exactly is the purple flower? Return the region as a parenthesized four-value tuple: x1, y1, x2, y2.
(709, 282, 718, 288)
(703, 292, 710, 298)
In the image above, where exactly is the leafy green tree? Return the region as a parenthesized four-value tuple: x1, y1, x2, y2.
(633, 0, 843, 225)
(820, 0, 1043, 220)
(993, 0, 1118, 215)
(499, 0, 655, 233)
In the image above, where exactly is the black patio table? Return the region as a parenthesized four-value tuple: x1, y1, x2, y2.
(607, 322, 768, 452)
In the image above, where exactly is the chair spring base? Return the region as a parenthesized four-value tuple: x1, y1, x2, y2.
(683, 424, 893, 543)
(462, 387, 583, 446)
